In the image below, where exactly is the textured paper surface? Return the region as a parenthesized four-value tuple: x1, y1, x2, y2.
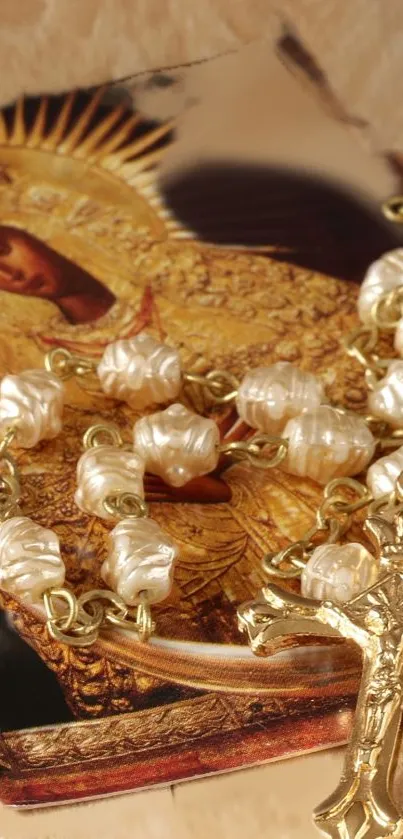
(158, 45, 399, 213)
(281, 0, 403, 150)
(0, 0, 403, 154)
(0, 0, 280, 106)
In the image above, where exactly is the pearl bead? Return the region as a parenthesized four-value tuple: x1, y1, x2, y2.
(0, 369, 64, 448)
(102, 518, 178, 605)
(282, 406, 375, 484)
(367, 445, 403, 498)
(394, 319, 403, 358)
(133, 403, 220, 487)
(358, 248, 403, 324)
(97, 333, 182, 409)
(75, 445, 145, 520)
(0, 516, 65, 602)
(301, 543, 378, 603)
(236, 363, 324, 434)
(368, 360, 403, 427)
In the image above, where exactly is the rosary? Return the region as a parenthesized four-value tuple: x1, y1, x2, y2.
(3, 212, 403, 836)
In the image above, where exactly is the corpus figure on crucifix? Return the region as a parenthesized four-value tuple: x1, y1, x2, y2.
(238, 512, 403, 839)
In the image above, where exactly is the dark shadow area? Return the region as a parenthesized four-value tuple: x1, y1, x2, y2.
(161, 162, 403, 280)
(0, 611, 72, 731)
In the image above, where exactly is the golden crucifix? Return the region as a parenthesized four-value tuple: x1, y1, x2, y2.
(238, 511, 403, 839)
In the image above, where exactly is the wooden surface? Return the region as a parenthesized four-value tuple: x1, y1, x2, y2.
(0, 750, 344, 839)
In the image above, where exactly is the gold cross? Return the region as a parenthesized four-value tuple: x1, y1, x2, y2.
(238, 511, 403, 839)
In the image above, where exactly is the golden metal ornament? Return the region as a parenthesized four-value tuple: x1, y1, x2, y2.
(0, 427, 21, 520)
(238, 508, 403, 839)
(43, 586, 154, 646)
(218, 433, 289, 469)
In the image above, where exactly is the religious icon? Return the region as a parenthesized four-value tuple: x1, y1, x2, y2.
(0, 91, 365, 810)
(0, 225, 116, 324)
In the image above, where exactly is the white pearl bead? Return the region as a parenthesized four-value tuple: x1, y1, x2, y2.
(367, 445, 403, 498)
(0, 516, 65, 602)
(75, 445, 145, 520)
(301, 543, 378, 603)
(134, 403, 220, 487)
(282, 406, 375, 484)
(358, 248, 403, 324)
(236, 363, 324, 434)
(102, 518, 178, 605)
(368, 360, 403, 427)
(97, 333, 181, 409)
(394, 319, 403, 358)
(0, 369, 64, 448)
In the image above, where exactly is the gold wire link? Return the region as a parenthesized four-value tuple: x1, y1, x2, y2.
(376, 427, 403, 451)
(262, 518, 344, 580)
(0, 424, 18, 457)
(367, 483, 403, 516)
(321, 477, 373, 515)
(342, 325, 389, 390)
(219, 434, 289, 469)
(103, 491, 148, 520)
(394, 471, 403, 504)
(343, 324, 379, 366)
(262, 478, 372, 580)
(104, 591, 155, 642)
(262, 541, 308, 579)
(0, 475, 21, 521)
(183, 369, 239, 404)
(83, 423, 123, 450)
(45, 347, 98, 381)
(43, 588, 79, 632)
(43, 589, 101, 647)
(43, 588, 155, 646)
(371, 286, 403, 331)
(0, 447, 21, 521)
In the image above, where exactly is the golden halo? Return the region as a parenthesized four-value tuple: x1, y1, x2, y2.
(0, 88, 192, 242)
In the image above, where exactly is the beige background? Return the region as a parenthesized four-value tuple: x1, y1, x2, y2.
(1, 0, 403, 150)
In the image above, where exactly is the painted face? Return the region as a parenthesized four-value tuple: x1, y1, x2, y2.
(0, 227, 66, 299)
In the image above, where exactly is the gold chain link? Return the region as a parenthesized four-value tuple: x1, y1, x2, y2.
(103, 492, 148, 519)
(45, 347, 98, 381)
(262, 478, 372, 579)
(0, 424, 18, 457)
(342, 325, 389, 390)
(183, 369, 239, 404)
(219, 434, 289, 469)
(44, 588, 154, 646)
(103, 590, 155, 641)
(0, 427, 21, 521)
(83, 423, 123, 450)
(370, 286, 403, 331)
(375, 427, 403, 452)
(343, 286, 403, 397)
